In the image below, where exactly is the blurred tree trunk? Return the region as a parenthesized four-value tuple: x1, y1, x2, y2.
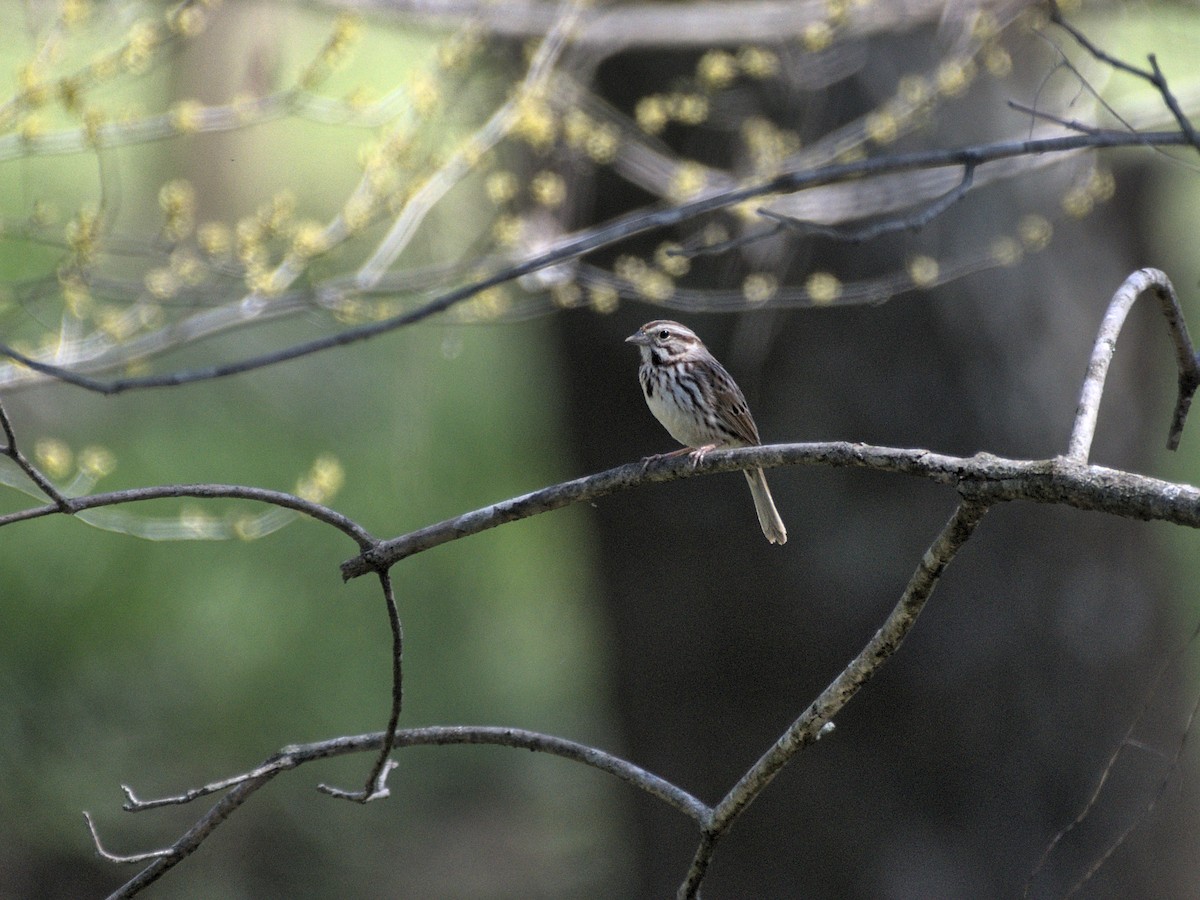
(555, 22, 1200, 900)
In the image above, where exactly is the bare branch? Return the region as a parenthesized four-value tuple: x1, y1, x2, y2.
(104, 766, 283, 898)
(676, 500, 988, 898)
(314, 0, 1004, 51)
(1061, 678, 1200, 898)
(83, 812, 172, 865)
(1006, 100, 1105, 136)
(1066, 268, 1200, 461)
(758, 162, 975, 243)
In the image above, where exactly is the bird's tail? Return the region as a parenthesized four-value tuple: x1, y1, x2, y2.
(744, 468, 787, 545)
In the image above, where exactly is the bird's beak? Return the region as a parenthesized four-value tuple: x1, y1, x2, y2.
(625, 330, 649, 345)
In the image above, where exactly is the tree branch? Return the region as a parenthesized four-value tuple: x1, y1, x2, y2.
(2, 128, 1195, 394)
(1025, 619, 1200, 897)
(757, 161, 975, 244)
(1049, 1, 1200, 154)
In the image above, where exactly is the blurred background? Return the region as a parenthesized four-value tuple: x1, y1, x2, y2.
(2, 1, 1200, 897)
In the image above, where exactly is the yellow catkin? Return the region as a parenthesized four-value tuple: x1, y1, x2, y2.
(588, 283, 620, 313)
(743, 273, 779, 304)
(485, 171, 519, 204)
(197, 222, 232, 257)
(79, 446, 117, 478)
(635, 95, 668, 134)
(907, 255, 940, 288)
(806, 272, 842, 305)
(530, 171, 567, 207)
(35, 438, 73, 479)
(654, 243, 690, 278)
(989, 237, 1021, 266)
(1017, 215, 1052, 251)
(697, 50, 737, 91)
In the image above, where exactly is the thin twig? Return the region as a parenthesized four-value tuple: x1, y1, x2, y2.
(84, 813, 173, 865)
(1006, 101, 1105, 136)
(318, 569, 405, 802)
(103, 767, 281, 899)
(1065, 268, 1199, 461)
(676, 500, 988, 898)
(1062, 679, 1200, 898)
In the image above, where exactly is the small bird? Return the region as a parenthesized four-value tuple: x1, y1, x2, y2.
(626, 320, 787, 545)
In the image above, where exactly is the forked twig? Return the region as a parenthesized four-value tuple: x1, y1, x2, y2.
(1061, 681, 1200, 898)
(1048, 1, 1200, 154)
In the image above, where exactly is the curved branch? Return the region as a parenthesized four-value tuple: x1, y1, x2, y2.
(95, 725, 708, 898)
(1067, 268, 1199, 461)
(318, 0, 990, 50)
(0, 482, 375, 549)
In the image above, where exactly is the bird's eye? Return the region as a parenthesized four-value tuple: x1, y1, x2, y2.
(657, 330, 669, 340)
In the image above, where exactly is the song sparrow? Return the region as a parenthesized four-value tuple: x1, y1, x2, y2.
(626, 320, 787, 545)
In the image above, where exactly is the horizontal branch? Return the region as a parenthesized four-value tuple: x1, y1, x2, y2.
(341, 443, 1200, 579)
